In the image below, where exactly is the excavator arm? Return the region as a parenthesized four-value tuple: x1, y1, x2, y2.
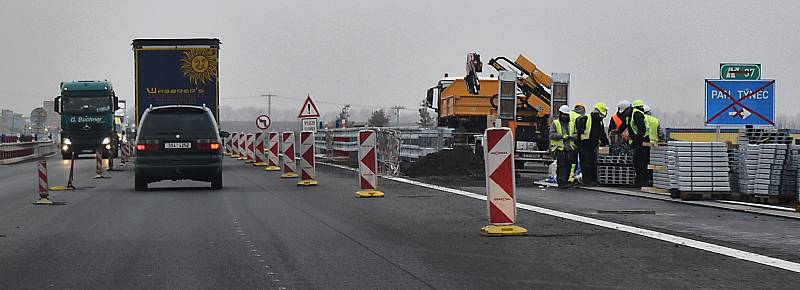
(488, 55, 552, 117)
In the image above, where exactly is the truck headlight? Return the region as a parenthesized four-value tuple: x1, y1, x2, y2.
(63, 138, 72, 145)
(62, 145, 69, 151)
(105, 144, 112, 150)
(102, 137, 111, 145)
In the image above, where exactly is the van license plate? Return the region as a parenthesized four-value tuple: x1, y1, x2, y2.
(165, 142, 191, 149)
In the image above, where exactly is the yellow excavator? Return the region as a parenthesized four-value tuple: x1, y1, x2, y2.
(426, 53, 565, 168)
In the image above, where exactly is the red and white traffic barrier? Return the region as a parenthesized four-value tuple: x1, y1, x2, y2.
(265, 132, 281, 171)
(238, 132, 247, 160)
(35, 159, 52, 205)
(280, 131, 299, 178)
(245, 133, 255, 163)
(253, 132, 266, 166)
(480, 127, 527, 236)
(356, 130, 383, 197)
(94, 151, 107, 179)
(297, 131, 318, 186)
(230, 132, 239, 158)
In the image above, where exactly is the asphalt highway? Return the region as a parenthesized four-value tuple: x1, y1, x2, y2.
(1, 156, 799, 289)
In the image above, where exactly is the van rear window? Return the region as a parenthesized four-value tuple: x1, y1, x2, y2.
(139, 109, 217, 139)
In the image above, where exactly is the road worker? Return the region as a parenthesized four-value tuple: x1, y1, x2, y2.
(643, 105, 665, 143)
(576, 102, 610, 186)
(624, 99, 650, 187)
(608, 100, 631, 140)
(550, 105, 578, 188)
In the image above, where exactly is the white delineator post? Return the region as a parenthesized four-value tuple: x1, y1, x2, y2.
(35, 159, 52, 205)
(297, 131, 318, 186)
(356, 130, 384, 197)
(265, 132, 281, 171)
(481, 127, 527, 236)
(253, 132, 266, 166)
(280, 131, 299, 178)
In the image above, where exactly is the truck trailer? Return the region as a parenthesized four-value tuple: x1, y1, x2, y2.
(132, 38, 221, 125)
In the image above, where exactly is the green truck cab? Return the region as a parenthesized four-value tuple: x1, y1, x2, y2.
(54, 80, 120, 159)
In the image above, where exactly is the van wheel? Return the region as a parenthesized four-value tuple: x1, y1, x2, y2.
(135, 173, 148, 191)
(211, 171, 223, 190)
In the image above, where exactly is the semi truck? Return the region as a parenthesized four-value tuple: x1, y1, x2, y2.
(54, 80, 120, 159)
(132, 38, 221, 125)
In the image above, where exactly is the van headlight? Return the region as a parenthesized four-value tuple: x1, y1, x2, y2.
(63, 138, 72, 145)
(102, 137, 111, 145)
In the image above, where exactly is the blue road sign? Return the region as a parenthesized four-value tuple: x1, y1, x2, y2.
(704, 79, 775, 126)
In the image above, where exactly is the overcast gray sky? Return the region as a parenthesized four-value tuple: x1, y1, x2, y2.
(1, 0, 798, 122)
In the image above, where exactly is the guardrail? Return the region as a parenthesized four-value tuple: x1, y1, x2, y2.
(0, 141, 56, 165)
(315, 127, 453, 161)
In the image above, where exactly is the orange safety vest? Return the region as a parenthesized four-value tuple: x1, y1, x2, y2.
(611, 114, 631, 142)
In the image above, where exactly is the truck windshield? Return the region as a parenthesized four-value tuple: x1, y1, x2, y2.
(63, 96, 112, 114)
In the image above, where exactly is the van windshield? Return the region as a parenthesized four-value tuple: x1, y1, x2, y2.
(138, 108, 217, 139)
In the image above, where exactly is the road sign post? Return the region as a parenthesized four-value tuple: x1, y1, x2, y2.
(704, 79, 775, 126)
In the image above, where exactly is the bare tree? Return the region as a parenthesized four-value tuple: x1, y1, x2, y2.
(367, 109, 390, 127)
(417, 100, 435, 128)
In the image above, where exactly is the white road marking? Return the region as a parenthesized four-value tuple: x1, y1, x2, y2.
(716, 200, 795, 212)
(319, 163, 800, 274)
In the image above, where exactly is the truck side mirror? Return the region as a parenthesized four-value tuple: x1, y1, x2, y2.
(113, 96, 120, 111)
(54, 96, 61, 113)
(426, 87, 435, 108)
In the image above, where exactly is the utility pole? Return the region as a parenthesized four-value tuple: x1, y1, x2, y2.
(390, 105, 406, 125)
(260, 92, 277, 116)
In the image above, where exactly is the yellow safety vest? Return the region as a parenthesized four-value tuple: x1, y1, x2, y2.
(627, 108, 645, 136)
(645, 114, 660, 142)
(550, 119, 576, 151)
(579, 114, 592, 140)
(569, 111, 581, 124)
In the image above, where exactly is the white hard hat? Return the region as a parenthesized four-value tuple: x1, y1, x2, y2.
(559, 105, 571, 114)
(643, 104, 651, 113)
(618, 100, 631, 110)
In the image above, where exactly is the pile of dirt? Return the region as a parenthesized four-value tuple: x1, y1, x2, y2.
(402, 147, 484, 177)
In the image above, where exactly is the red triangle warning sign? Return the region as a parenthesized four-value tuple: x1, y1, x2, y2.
(297, 95, 321, 118)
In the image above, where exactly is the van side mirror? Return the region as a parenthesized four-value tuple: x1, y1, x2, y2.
(219, 131, 230, 138)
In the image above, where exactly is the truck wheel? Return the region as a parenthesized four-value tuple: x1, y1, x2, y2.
(62, 152, 71, 160)
(135, 173, 148, 191)
(211, 171, 223, 190)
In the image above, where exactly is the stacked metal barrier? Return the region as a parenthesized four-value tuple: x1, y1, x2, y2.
(752, 144, 797, 196)
(737, 128, 793, 144)
(649, 145, 671, 189)
(737, 144, 760, 194)
(597, 155, 635, 185)
(671, 141, 730, 192)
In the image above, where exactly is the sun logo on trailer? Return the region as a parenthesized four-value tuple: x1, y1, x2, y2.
(179, 48, 218, 85)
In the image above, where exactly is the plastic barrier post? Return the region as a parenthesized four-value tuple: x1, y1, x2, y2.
(245, 133, 255, 163)
(237, 132, 247, 160)
(230, 133, 239, 158)
(480, 127, 527, 236)
(34, 159, 52, 205)
(93, 151, 107, 179)
(253, 132, 267, 166)
(356, 130, 384, 197)
(297, 131, 318, 186)
(266, 132, 281, 171)
(280, 131, 299, 178)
